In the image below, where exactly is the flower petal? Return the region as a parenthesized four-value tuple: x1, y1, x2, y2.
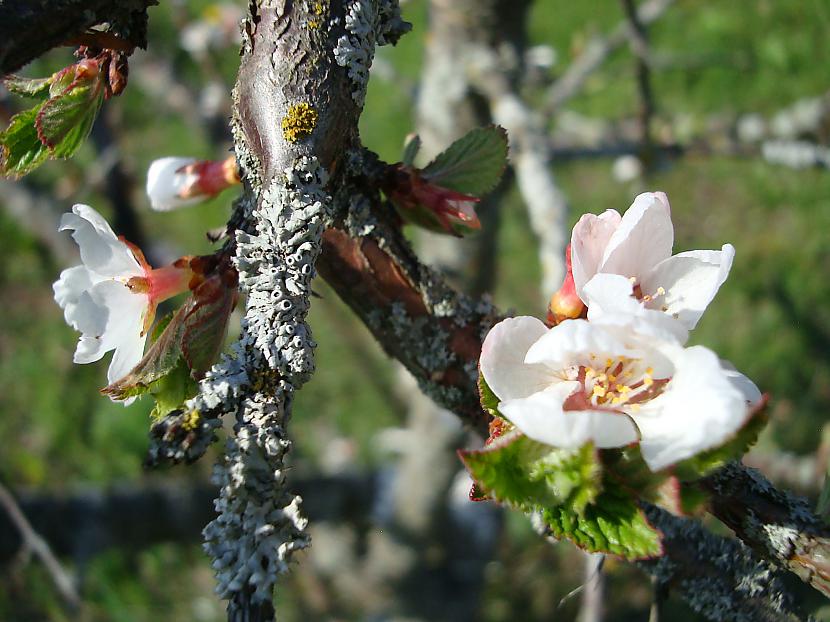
(641, 244, 735, 330)
(500, 382, 639, 449)
(71, 280, 148, 367)
(599, 192, 673, 280)
(53, 265, 99, 326)
(146, 157, 203, 211)
(480, 316, 552, 400)
(60, 204, 143, 278)
(632, 344, 750, 471)
(719, 359, 762, 406)
(570, 209, 621, 296)
(524, 319, 638, 370)
(583, 273, 689, 344)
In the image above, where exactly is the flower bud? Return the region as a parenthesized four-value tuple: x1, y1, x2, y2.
(547, 245, 586, 325)
(146, 155, 240, 211)
(383, 163, 481, 236)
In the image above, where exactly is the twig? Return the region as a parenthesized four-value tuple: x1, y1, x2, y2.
(0, 481, 81, 610)
(543, 0, 676, 117)
(620, 0, 656, 164)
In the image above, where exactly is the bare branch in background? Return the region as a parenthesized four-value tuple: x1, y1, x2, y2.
(0, 481, 80, 611)
(543, 0, 676, 117)
(620, 0, 657, 164)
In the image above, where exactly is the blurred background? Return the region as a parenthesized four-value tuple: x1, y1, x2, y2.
(2, 0, 830, 620)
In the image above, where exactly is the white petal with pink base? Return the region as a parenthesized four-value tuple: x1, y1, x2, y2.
(480, 316, 759, 471)
(570, 192, 734, 332)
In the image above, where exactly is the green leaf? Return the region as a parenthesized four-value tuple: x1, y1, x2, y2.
(460, 432, 603, 513)
(673, 403, 768, 481)
(478, 371, 501, 419)
(102, 304, 190, 400)
(0, 105, 50, 177)
(36, 80, 104, 157)
(402, 133, 421, 167)
(542, 484, 663, 560)
(421, 125, 509, 196)
(149, 357, 199, 419)
(3, 75, 52, 97)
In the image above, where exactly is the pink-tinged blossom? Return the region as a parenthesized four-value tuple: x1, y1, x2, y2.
(146, 155, 240, 212)
(479, 315, 760, 471)
(53, 204, 192, 399)
(570, 192, 734, 332)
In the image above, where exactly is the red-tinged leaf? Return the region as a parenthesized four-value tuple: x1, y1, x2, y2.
(181, 275, 238, 378)
(36, 79, 104, 155)
(0, 105, 50, 177)
(3, 75, 52, 97)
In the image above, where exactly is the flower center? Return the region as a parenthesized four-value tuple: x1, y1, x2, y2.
(580, 355, 667, 412)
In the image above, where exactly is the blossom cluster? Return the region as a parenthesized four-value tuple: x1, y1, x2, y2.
(480, 192, 760, 471)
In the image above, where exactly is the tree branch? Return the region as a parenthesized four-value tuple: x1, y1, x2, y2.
(0, 0, 155, 75)
(0, 481, 80, 610)
(543, 0, 675, 117)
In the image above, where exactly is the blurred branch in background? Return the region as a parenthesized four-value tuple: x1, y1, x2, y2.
(543, 0, 675, 118)
(0, 481, 80, 611)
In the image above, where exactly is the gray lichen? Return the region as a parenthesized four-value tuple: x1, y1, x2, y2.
(202, 156, 331, 605)
(333, 0, 377, 107)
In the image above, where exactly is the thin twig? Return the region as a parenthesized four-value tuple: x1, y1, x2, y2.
(620, 0, 656, 165)
(543, 0, 675, 117)
(0, 481, 81, 610)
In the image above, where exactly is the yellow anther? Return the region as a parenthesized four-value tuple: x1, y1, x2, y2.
(592, 385, 607, 398)
(629, 276, 637, 283)
(656, 286, 666, 296)
(605, 358, 614, 368)
(643, 376, 654, 387)
(608, 374, 617, 382)
(646, 367, 654, 375)
(617, 384, 631, 394)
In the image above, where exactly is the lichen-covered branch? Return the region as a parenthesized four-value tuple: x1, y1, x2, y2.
(0, 0, 155, 74)
(702, 462, 830, 599)
(187, 1, 408, 620)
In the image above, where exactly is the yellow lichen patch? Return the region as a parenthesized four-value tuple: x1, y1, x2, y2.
(312, 0, 325, 15)
(307, 18, 320, 29)
(282, 102, 318, 142)
(181, 409, 201, 431)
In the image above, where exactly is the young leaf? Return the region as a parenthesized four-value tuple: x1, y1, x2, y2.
(672, 401, 768, 481)
(422, 125, 509, 196)
(478, 371, 502, 419)
(3, 75, 52, 97)
(402, 133, 421, 167)
(36, 81, 104, 157)
(542, 484, 663, 560)
(181, 275, 237, 378)
(0, 105, 50, 177)
(460, 432, 603, 513)
(460, 431, 554, 509)
(102, 305, 189, 400)
(149, 357, 199, 419)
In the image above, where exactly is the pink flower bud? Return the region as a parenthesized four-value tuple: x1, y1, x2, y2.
(547, 245, 586, 325)
(384, 164, 482, 236)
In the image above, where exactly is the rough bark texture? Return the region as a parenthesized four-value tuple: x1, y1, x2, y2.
(0, 0, 155, 74)
(702, 462, 830, 598)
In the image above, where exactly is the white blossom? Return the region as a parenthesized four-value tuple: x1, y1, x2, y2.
(53, 204, 191, 398)
(480, 315, 760, 471)
(570, 192, 734, 333)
